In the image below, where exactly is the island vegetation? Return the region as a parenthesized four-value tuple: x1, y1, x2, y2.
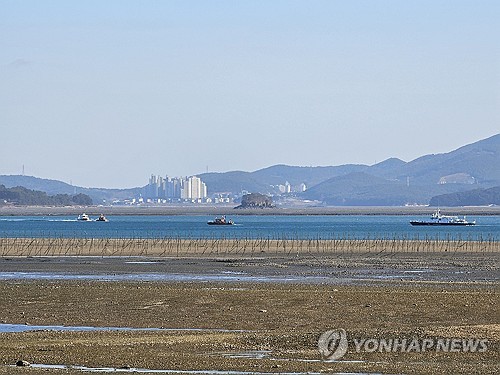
(430, 186, 500, 207)
(0, 185, 92, 206)
(235, 193, 275, 209)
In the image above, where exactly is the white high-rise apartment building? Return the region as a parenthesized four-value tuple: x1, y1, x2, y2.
(181, 176, 207, 200)
(181, 177, 191, 199)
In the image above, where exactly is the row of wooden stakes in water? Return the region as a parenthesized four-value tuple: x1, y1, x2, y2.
(0, 236, 498, 256)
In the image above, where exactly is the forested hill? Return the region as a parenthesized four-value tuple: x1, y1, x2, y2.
(429, 186, 500, 207)
(0, 185, 92, 206)
(0, 175, 142, 203)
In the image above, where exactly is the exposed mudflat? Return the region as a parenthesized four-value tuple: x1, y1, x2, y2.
(0, 251, 498, 374)
(0, 251, 498, 284)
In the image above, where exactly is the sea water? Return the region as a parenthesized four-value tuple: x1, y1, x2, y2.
(0, 215, 498, 241)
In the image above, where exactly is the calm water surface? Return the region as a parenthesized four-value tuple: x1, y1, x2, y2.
(0, 215, 499, 241)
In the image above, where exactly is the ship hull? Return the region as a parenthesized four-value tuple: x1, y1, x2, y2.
(410, 222, 475, 226)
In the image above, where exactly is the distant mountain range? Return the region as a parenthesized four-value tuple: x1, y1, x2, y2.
(299, 134, 500, 205)
(199, 134, 500, 206)
(1, 134, 499, 206)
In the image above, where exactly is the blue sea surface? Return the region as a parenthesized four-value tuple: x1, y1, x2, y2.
(0, 215, 499, 241)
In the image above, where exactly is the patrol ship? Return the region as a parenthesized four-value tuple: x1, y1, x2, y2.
(410, 209, 475, 226)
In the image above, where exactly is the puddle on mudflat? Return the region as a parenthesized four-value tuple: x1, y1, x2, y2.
(0, 271, 329, 283)
(277, 359, 369, 364)
(216, 350, 272, 359)
(12, 363, 385, 374)
(0, 323, 245, 334)
(372, 275, 413, 279)
(125, 261, 161, 264)
(212, 352, 374, 365)
(403, 269, 435, 273)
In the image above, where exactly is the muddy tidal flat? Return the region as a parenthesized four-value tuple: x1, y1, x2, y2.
(0, 246, 498, 374)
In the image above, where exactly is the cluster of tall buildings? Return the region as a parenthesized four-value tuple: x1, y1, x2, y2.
(144, 174, 306, 205)
(273, 181, 307, 194)
(145, 175, 207, 202)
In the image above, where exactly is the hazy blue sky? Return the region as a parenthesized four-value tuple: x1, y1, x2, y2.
(1, 0, 498, 188)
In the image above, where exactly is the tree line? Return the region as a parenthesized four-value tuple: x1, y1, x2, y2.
(0, 185, 92, 206)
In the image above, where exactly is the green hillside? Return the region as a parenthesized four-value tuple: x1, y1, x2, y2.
(0, 175, 142, 203)
(0, 185, 92, 206)
(429, 186, 500, 206)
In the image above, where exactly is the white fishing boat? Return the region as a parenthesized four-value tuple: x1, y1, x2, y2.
(77, 213, 92, 221)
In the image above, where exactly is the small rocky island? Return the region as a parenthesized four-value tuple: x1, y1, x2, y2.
(235, 193, 275, 209)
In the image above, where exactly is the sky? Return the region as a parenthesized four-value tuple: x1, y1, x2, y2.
(1, 0, 499, 188)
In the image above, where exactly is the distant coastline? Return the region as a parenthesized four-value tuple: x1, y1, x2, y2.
(2, 134, 500, 208)
(1, 205, 500, 216)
